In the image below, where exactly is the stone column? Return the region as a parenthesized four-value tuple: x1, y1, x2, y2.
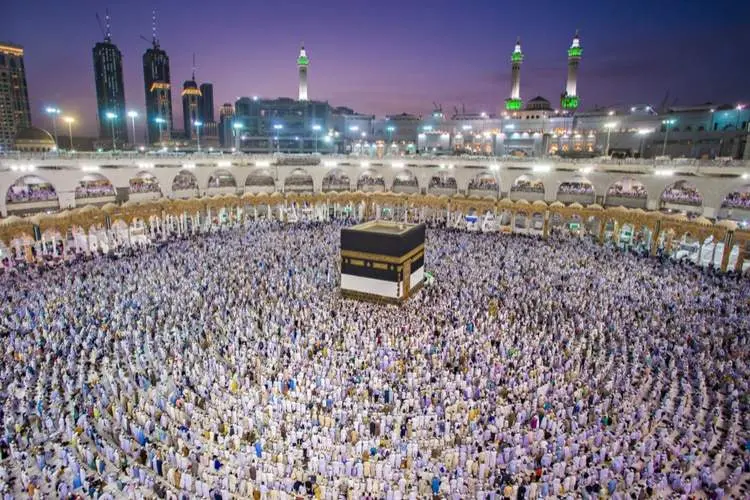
(714, 231, 734, 273)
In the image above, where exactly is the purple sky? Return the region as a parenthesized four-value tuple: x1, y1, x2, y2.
(6, 0, 750, 136)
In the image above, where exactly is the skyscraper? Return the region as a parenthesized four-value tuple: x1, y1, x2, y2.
(181, 75, 201, 140)
(0, 42, 32, 151)
(505, 38, 524, 111)
(92, 12, 128, 146)
(219, 102, 234, 148)
(143, 12, 172, 145)
(561, 31, 582, 111)
(199, 83, 214, 123)
(298, 45, 309, 101)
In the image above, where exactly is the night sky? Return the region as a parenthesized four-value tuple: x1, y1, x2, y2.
(6, 0, 750, 136)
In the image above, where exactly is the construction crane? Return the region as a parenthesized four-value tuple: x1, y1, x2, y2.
(95, 10, 111, 42)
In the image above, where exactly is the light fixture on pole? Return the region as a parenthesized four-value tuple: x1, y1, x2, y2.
(105, 112, 118, 151)
(63, 117, 75, 151)
(636, 128, 653, 158)
(736, 104, 745, 130)
(154, 117, 166, 148)
(603, 122, 618, 156)
(233, 122, 244, 151)
(661, 118, 676, 156)
(312, 124, 321, 153)
(127, 111, 139, 148)
(194, 121, 203, 152)
(386, 125, 396, 143)
(45, 107, 61, 150)
(273, 123, 283, 153)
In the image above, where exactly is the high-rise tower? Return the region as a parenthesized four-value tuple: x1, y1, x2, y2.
(297, 45, 309, 101)
(0, 42, 31, 151)
(92, 11, 128, 145)
(181, 55, 201, 140)
(218, 102, 234, 148)
(143, 11, 173, 144)
(504, 38, 523, 111)
(561, 31, 582, 111)
(199, 83, 214, 122)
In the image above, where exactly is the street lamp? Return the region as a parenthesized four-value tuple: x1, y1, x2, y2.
(636, 128, 653, 158)
(154, 117, 166, 147)
(63, 117, 75, 151)
(603, 122, 618, 156)
(194, 121, 203, 152)
(736, 104, 745, 130)
(45, 107, 61, 150)
(273, 123, 283, 152)
(661, 118, 676, 156)
(312, 124, 321, 153)
(105, 112, 118, 151)
(127, 111, 138, 148)
(233, 122, 244, 152)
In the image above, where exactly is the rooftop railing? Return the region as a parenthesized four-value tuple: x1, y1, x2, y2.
(0, 151, 748, 169)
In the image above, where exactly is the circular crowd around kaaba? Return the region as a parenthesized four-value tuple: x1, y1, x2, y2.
(0, 219, 748, 499)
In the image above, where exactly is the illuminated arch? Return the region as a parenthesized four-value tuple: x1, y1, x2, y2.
(75, 173, 115, 200)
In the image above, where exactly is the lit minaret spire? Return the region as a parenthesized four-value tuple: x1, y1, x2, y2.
(297, 44, 309, 101)
(505, 37, 523, 111)
(561, 30, 582, 110)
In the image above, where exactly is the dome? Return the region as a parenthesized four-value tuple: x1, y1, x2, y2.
(525, 96, 552, 111)
(14, 127, 56, 152)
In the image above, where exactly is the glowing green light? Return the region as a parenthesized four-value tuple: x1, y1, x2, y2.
(561, 95, 579, 110)
(568, 47, 582, 58)
(505, 98, 523, 111)
(511, 52, 524, 63)
(297, 55, 309, 65)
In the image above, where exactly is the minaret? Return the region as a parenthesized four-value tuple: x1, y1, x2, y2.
(504, 37, 523, 111)
(561, 31, 582, 111)
(297, 44, 309, 101)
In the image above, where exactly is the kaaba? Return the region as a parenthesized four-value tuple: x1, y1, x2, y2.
(340, 221, 425, 303)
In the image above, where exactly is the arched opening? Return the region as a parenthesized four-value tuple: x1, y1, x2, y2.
(322, 169, 351, 192)
(357, 170, 385, 192)
(557, 176, 595, 205)
(207, 170, 237, 193)
(129, 172, 161, 199)
(5, 175, 59, 214)
(605, 177, 648, 208)
(245, 169, 276, 194)
(427, 172, 457, 195)
(719, 184, 750, 222)
(660, 180, 703, 214)
(285, 169, 314, 193)
(75, 173, 115, 202)
(392, 170, 419, 194)
(172, 170, 199, 197)
(468, 172, 500, 198)
(510, 175, 545, 201)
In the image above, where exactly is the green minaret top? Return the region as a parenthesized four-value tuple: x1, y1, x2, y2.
(511, 37, 524, 63)
(297, 45, 309, 66)
(567, 31, 582, 58)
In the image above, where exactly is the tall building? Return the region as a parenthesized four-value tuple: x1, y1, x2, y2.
(181, 75, 201, 140)
(561, 31, 582, 111)
(297, 45, 309, 101)
(218, 102, 234, 147)
(142, 12, 172, 144)
(92, 13, 128, 146)
(505, 38, 524, 111)
(199, 83, 214, 122)
(0, 42, 32, 151)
